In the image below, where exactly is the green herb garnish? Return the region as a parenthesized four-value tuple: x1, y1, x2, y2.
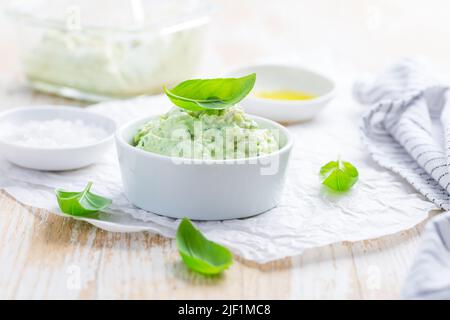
(55, 181, 112, 216)
(176, 218, 233, 275)
(164, 73, 256, 111)
(320, 159, 359, 192)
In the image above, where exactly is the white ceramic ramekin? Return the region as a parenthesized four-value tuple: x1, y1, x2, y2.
(226, 64, 336, 123)
(116, 115, 293, 220)
(0, 106, 116, 171)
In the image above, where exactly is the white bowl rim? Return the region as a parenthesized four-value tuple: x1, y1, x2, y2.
(0, 105, 116, 151)
(225, 63, 336, 106)
(116, 113, 294, 164)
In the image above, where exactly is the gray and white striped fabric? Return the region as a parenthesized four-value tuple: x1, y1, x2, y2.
(402, 213, 450, 299)
(354, 59, 450, 299)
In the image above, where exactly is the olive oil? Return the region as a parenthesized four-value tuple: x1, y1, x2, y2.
(255, 90, 315, 101)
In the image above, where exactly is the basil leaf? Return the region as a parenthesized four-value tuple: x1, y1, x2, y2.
(164, 73, 256, 111)
(320, 159, 359, 192)
(176, 218, 233, 275)
(55, 181, 112, 216)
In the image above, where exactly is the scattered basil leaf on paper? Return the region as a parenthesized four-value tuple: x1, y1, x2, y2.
(176, 218, 233, 275)
(164, 73, 256, 111)
(56, 181, 112, 216)
(320, 159, 359, 192)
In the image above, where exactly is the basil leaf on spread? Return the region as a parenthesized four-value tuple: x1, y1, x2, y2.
(164, 73, 256, 111)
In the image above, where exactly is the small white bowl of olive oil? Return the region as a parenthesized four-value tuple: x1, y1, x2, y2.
(226, 64, 335, 123)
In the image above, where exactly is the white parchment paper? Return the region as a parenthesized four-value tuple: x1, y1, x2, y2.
(0, 91, 436, 263)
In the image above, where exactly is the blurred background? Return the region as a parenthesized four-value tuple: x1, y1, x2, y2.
(0, 0, 449, 106)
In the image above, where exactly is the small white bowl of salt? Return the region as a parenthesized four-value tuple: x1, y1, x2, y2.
(0, 106, 116, 171)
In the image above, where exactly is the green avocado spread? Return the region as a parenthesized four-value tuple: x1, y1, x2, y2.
(133, 106, 280, 160)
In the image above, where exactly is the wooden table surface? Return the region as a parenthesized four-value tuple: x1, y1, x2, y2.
(0, 0, 448, 299)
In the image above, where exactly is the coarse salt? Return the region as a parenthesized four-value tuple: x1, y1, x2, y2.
(0, 118, 108, 148)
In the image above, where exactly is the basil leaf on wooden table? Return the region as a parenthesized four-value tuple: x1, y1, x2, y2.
(56, 181, 112, 216)
(320, 159, 359, 192)
(164, 73, 256, 111)
(176, 218, 233, 275)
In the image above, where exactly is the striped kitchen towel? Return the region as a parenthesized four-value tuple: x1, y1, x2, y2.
(355, 60, 450, 210)
(354, 59, 450, 299)
(402, 213, 450, 299)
